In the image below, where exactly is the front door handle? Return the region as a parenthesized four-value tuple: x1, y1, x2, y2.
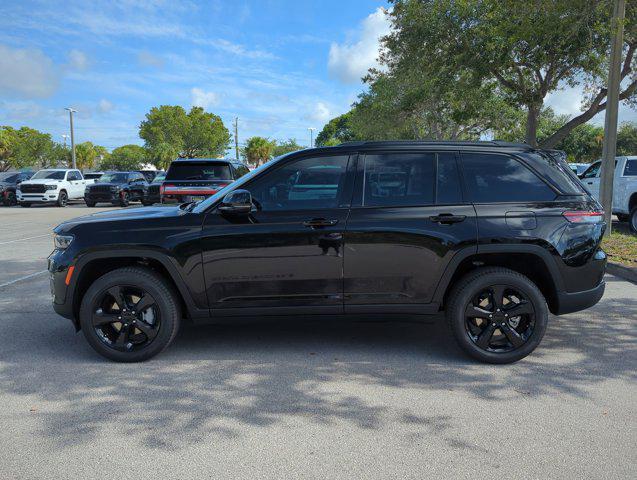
(587, 182, 593, 185)
(303, 218, 338, 228)
(429, 213, 466, 224)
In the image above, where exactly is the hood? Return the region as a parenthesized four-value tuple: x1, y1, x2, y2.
(87, 182, 123, 188)
(21, 178, 65, 185)
(57, 205, 185, 229)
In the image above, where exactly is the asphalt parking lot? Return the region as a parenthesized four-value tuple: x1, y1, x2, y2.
(0, 204, 635, 479)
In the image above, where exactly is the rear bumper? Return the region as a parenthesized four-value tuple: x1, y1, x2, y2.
(554, 281, 605, 315)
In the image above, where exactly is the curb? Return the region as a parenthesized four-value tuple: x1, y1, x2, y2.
(607, 262, 637, 285)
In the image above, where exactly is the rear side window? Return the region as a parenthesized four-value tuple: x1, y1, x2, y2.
(363, 153, 435, 206)
(624, 160, 637, 176)
(166, 163, 233, 181)
(461, 153, 556, 203)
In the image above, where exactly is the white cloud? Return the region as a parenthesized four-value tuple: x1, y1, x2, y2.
(545, 85, 585, 117)
(0, 44, 59, 98)
(328, 7, 391, 84)
(137, 50, 164, 67)
(191, 87, 219, 109)
(306, 102, 331, 124)
(98, 99, 114, 113)
(68, 49, 90, 70)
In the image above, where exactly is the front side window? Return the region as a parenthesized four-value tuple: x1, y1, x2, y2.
(624, 159, 637, 176)
(67, 171, 80, 181)
(461, 153, 556, 203)
(363, 153, 435, 207)
(248, 155, 349, 211)
(581, 162, 601, 179)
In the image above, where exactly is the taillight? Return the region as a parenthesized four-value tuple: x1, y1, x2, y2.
(563, 211, 604, 223)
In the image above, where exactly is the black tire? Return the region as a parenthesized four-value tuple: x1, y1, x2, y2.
(79, 267, 181, 362)
(85, 201, 96, 207)
(3, 191, 17, 206)
(616, 213, 629, 223)
(446, 267, 548, 364)
(119, 191, 129, 207)
(629, 207, 637, 233)
(57, 190, 68, 207)
(20, 202, 31, 208)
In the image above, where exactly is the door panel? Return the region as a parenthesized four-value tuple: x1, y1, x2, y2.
(201, 153, 353, 314)
(344, 151, 477, 308)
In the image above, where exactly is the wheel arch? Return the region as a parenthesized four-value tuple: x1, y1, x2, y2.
(433, 245, 563, 315)
(629, 192, 637, 212)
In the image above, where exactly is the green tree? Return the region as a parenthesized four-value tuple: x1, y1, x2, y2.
(146, 142, 179, 170)
(242, 137, 276, 166)
(272, 138, 304, 157)
(381, 0, 636, 147)
(0, 127, 17, 171)
(139, 105, 230, 158)
(100, 144, 146, 171)
(0, 126, 57, 170)
(315, 113, 356, 146)
(617, 122, 637, 156)
(74, 142, 99, 171)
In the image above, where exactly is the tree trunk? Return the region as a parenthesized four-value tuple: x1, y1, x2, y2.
(525, 104, 540, 147)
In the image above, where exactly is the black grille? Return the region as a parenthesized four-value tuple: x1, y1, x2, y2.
(20, 184, 46, 193)
(91, 185, 116, 193)
(148, 184, 160, 195)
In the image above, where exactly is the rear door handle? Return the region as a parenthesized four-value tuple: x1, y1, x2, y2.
(303, 218, 338, 228)
(429, 213, 466, 224)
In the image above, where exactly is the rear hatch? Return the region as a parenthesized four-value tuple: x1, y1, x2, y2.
(161, 161, 233, 203)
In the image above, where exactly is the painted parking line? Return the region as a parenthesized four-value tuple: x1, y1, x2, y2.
(0, 270, 48, 289)
(0, 234, 51, 245)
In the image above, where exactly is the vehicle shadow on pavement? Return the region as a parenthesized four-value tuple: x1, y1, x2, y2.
(0, 275, 635, 451)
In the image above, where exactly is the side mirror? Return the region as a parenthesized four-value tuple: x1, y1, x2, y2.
(218, 189, 252, 216)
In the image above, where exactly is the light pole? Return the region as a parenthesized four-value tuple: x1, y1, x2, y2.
(61, 134, 69, 149)
(308, 127, 316, 148)
(65, 108, 77, 170)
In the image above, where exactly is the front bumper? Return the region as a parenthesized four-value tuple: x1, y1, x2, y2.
(85, 192, 119, 203)
(554, 281, 605, 315)
(48, 251, 76, 325)
(17, 192, 59, 203)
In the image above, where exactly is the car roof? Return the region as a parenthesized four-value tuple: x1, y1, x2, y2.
(329, 140, 533, 152)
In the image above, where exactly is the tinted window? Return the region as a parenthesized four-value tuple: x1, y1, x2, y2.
(0, 173, 18, 183)
(437, 153, 463, 204)
(624, 159, 637, 176)
(68, 171, 81, 181)
(363, 153, 435, 207)
(99, 173, 128, 183)
(166, 163, 232, 181)
(235, 164, 250, 178)
(581, 162, 601, 179)
(248, 155, 349, 211)
(461, 153, 555, 203)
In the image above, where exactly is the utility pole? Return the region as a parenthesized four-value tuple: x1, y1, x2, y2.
(599, 0, 625, 236)
(308, 127, 316, 148)
(61, 134, 69, 149)
(234, 117, 239, 161)
(65, 108, 77, 170)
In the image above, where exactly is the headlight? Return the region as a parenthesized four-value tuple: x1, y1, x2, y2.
(0, 185, 4, 193)
(53, 234, 74, 250)
(110, 185, 119, 191)
(45, 184, 58, 191)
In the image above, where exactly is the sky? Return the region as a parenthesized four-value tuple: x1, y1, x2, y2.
(0, 0, 634, 152)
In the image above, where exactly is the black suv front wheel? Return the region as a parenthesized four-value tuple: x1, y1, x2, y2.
(79, 267, 181, 362)
(446, 268, 548, 364)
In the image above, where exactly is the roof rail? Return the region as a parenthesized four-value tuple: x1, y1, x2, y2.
(337, 140, 531, 148)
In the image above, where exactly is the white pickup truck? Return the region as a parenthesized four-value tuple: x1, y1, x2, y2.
(579, 156, 637, 232)
(17, 169, 92, 207)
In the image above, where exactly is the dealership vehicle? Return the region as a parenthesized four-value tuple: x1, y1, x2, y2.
(139, 170, 161, 183)
(83, 172, 104, 182)
(50, 141, 606, 363)
(0, 171, 33, 206)
(579, 156, 637, 231)
(143, 171, 166, 206)
(84, 171, 149, 207)
(160, 158, 249, 203)
(569, 163, 589, 176)
(18, 169, 89, 207)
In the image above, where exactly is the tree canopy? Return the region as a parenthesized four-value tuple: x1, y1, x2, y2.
(272, 138, 304, 157)
(139, 105, 230, 158)
(99, 144, 146, 171)
(0, 126, 58, 171)
(242, 136, 276, 166)
(366, 0, 636, 147)
(315, 113, 356, 146)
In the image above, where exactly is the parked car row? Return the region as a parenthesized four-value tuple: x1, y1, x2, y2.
(2, 158, 250, 208)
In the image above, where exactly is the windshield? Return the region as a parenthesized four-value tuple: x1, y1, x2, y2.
(99, 173, 129, 183)
(32, 170, 66, 180)
(0, 173, 18, 182)
(166, 163, 232, 181)
(153, 172, 166, 183)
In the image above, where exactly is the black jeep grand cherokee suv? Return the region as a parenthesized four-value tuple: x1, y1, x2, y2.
(49, 141, 606, 363)
(84, 171, 149, 207)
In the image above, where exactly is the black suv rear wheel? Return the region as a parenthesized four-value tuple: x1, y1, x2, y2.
(79, 267, 181, 362)
(446, 267, 548, 364)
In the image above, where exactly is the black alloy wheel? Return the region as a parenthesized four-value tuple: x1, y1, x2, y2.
(630, 207, 637, 233)
(79, 267, 181, 362)
(3, 191, 17, 206)
(119, 191, 129, 207)
(57, 190, 68, 207)
(91, 285, 161, 352)
(447, 268, 548, 363)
